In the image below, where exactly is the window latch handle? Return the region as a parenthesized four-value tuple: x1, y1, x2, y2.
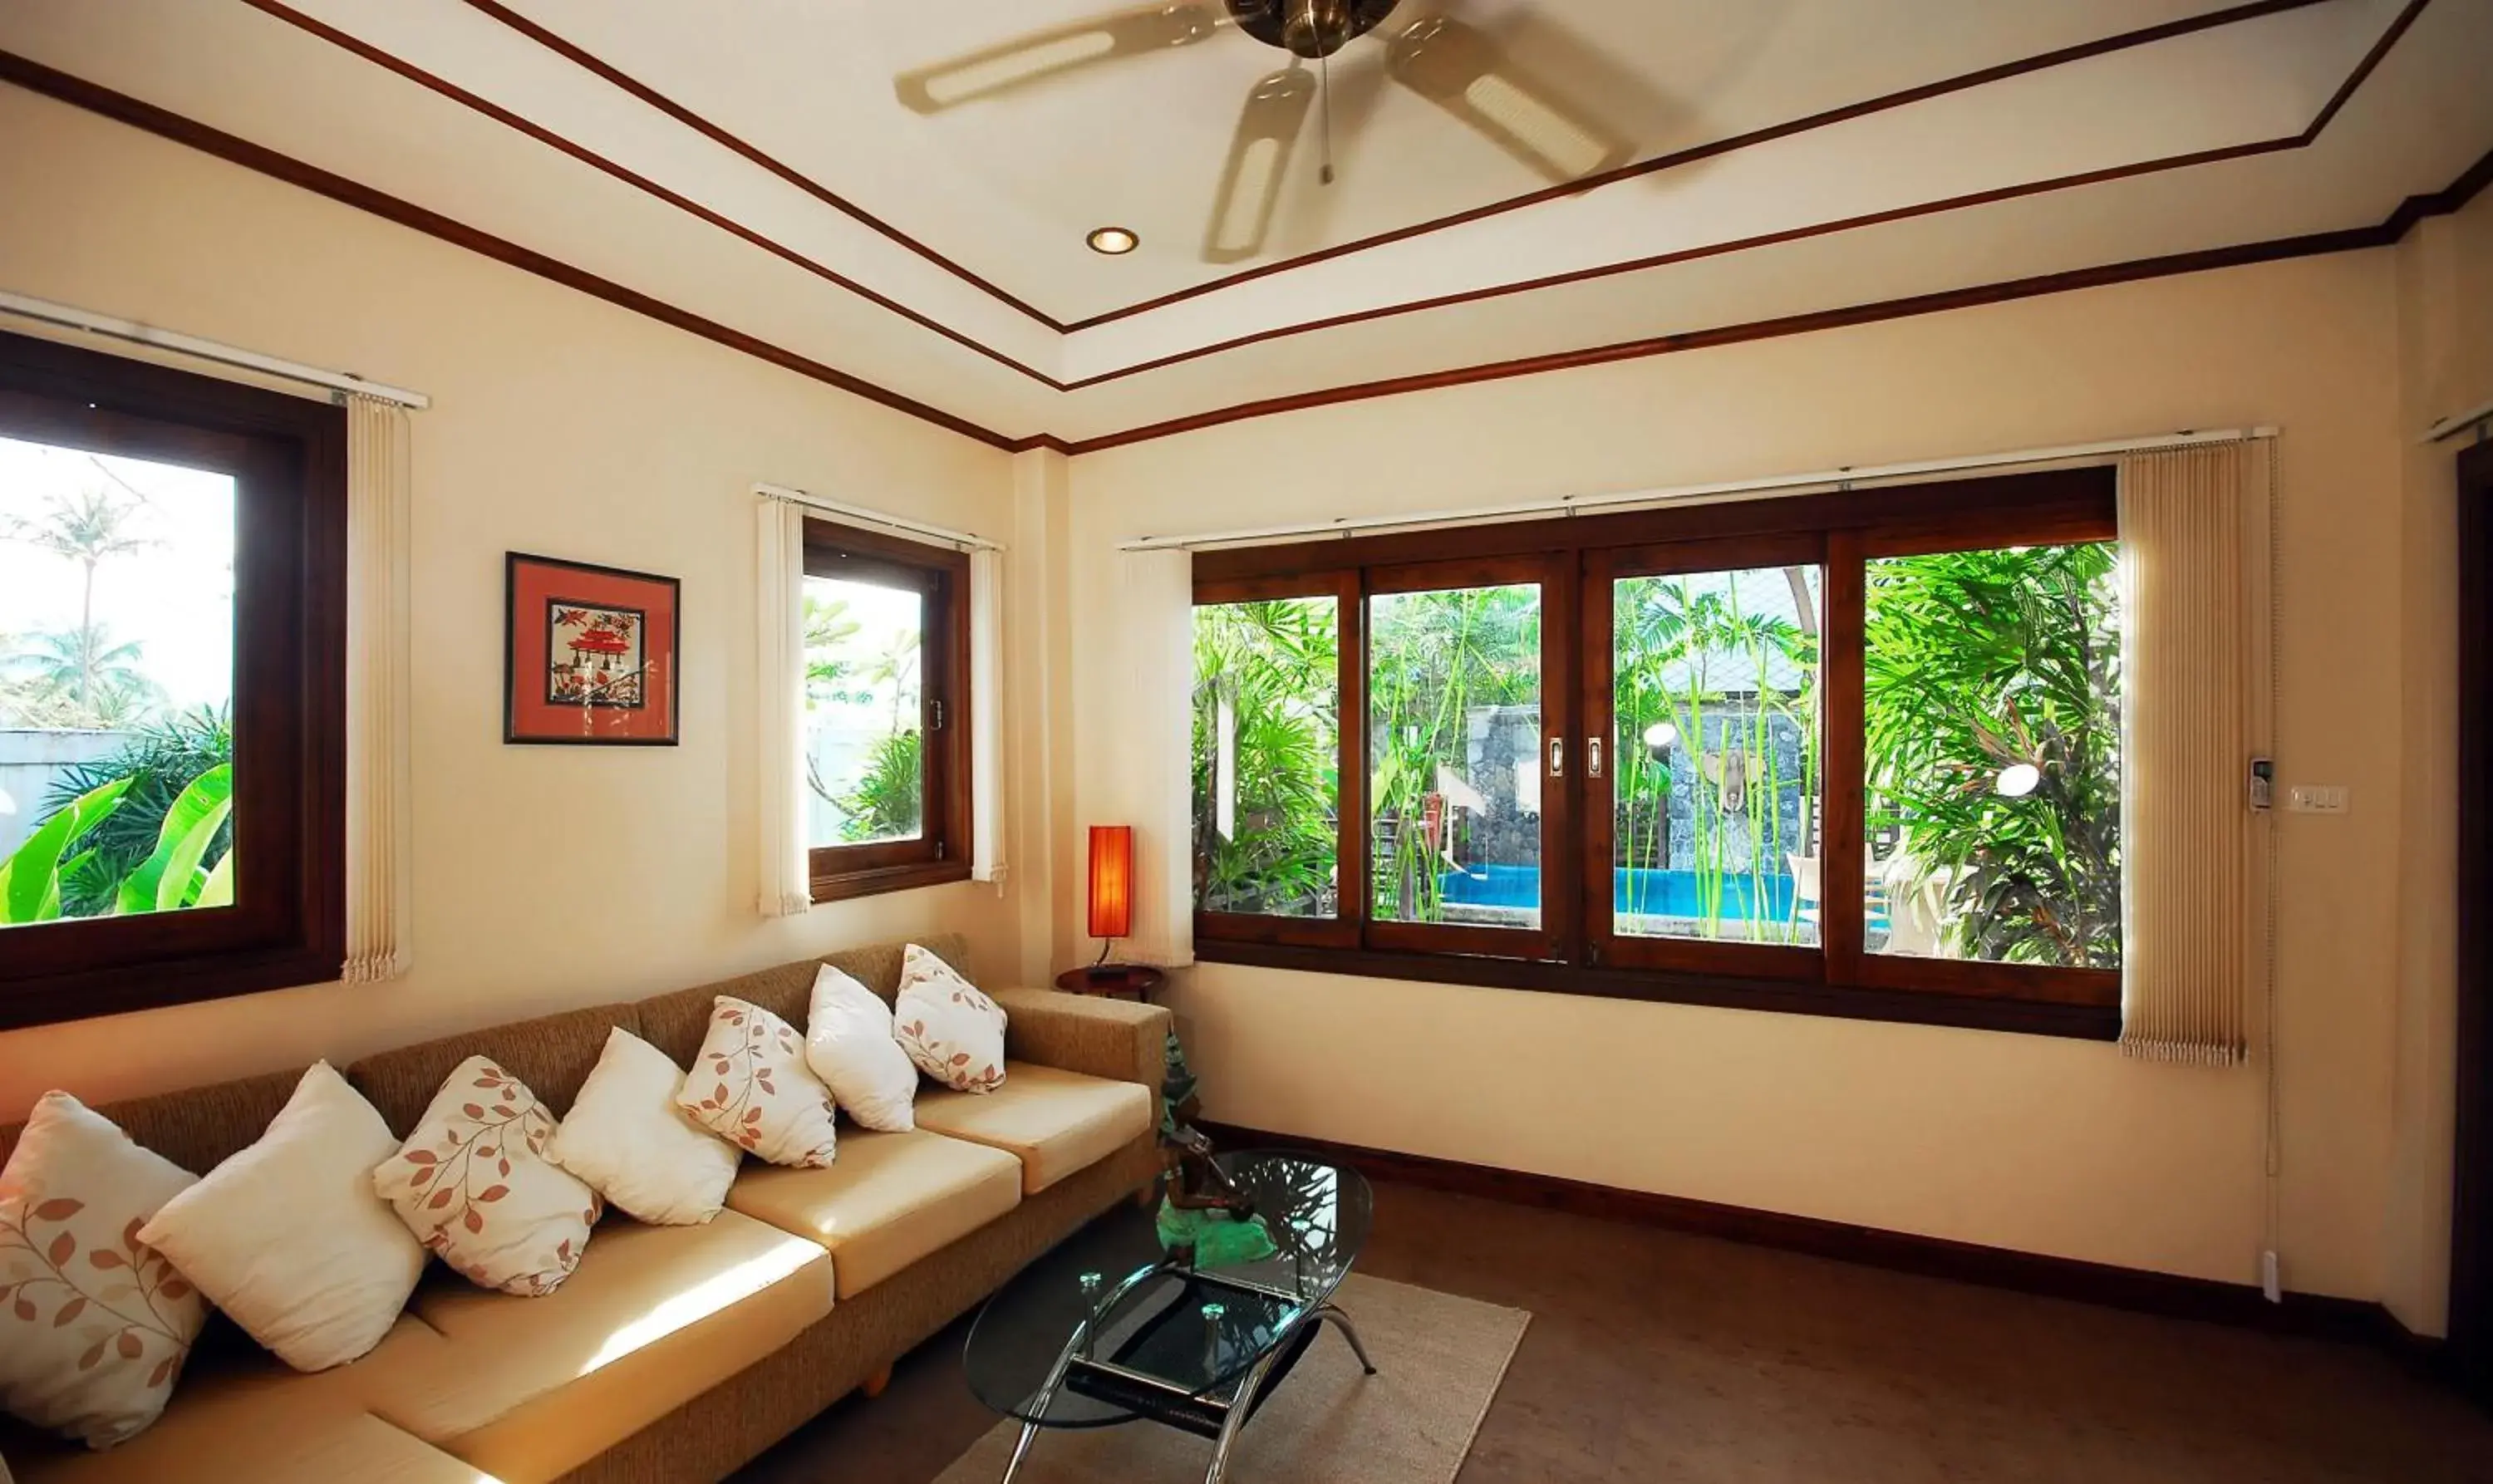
(929, 699, 946, 732)
(1586, 736, 1605, 779)
(1547, 737, 1565, 778)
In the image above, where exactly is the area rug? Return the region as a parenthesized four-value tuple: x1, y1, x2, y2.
(933, 1273, 1527, 1484)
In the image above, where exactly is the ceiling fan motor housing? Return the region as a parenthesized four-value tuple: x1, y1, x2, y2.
(1227, 0, 1404, 59)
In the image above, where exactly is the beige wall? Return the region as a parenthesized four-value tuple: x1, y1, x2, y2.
(2, 71, 2481, 1324)
(2383, 183, 2493, 1332)
(1065, 249, 2418, 1304)
(0, 86, 1020, 1113)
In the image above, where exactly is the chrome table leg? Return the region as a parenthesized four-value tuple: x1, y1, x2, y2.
(1202, 1319, 1299, 1484)
(1316, 1304, 1377, 1374)
(997, 1418, 1046, 1484)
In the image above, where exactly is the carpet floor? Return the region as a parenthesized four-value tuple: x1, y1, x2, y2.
(930, 1273, 1526, 1483)
(736, 1181, 2493, 1483)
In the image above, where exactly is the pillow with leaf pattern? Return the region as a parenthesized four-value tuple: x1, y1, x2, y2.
(676, 998, 839, 1167)
(0, 1093, 209, 1448)
(894, 943, 1007, 1094)
(371, 1057, 599, 1296)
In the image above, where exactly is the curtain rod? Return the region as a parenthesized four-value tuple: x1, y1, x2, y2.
(0, 289, 430, 409)
(2423, 399, 2493, 444)
(1119, 425, 2278, 552)
(754, 482, 1000, 551)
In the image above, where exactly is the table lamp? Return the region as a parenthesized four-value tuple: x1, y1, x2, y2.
(1086, 824, 1133, 971)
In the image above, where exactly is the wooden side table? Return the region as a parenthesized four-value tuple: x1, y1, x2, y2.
(1055, 964, 1165, 1001)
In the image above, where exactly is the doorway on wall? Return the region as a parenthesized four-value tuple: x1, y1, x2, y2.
(2457, 435, 2493, 1407)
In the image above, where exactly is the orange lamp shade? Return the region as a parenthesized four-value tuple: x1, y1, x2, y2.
(1087, 825, 1133, 941)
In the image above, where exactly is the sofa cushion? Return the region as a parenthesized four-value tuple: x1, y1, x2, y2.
(20, 1413, 497, 1484)
(635, 933, 972, 1069)
(362, 1210, 832, 1484)
(726, 1130, 1021, 1300)
(11, 1339, 493, 1484)
(912, 1064, 1154, 1195)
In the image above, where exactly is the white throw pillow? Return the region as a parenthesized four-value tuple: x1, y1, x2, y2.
(548, 1029, 740, 1226)
(0, 1093, 209, 1448)
(136, 1063, 425, 1373)
(893, 944, 1007, 1094)
(804, 966, 918, 1133)
(372, 1057, 600, 1296)
(676, 998, 838, 1167)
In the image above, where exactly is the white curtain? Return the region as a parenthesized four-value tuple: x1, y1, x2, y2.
(342, 395, 413, 983)
(755, 496, 810, 917)
(1112, 548, 1197, 966)
(2117, 440, 2274, 1064)
(970, 545, 1007, 885)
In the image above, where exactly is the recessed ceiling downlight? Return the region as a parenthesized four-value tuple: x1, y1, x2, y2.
(1086, 226, 1140, 256)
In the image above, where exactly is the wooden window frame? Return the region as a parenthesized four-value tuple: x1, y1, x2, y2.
(1192, 571, 1360, 952)
(0, 330, 346, 1031)
(1191, 467, 2123, 1040)
(800, 517, 971, 902)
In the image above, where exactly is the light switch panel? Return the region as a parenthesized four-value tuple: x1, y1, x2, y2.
(2287, 785, 2348, 814)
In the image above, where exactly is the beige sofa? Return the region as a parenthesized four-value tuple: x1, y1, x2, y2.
(0, 936, 1172, 1484)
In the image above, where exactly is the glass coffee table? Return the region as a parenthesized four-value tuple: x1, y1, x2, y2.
(963, 1150, 1375, 1484)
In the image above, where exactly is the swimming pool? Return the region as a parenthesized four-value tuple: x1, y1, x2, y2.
(1439, 864, 1802, 921)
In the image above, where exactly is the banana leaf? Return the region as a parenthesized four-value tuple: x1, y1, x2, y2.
(116, 764, 233, 915)
(195, 844, 236, 909)
(2, 778, 133, 925)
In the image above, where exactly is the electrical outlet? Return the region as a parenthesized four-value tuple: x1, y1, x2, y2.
(2287, 785, 2348, 814)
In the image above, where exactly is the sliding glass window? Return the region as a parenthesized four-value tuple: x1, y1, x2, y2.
(1193, 587, 1341, 921)
(1190, 469, 2124, 1038)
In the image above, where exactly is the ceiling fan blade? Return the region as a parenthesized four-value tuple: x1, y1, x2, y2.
(896, 3, 1227, 114)
(1202, 67, 1317, 263)
(1384, 16, 1632, 184)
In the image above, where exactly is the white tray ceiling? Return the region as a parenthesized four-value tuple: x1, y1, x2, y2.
(1, 0, 2486, 445)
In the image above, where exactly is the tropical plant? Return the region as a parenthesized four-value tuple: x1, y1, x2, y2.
(1365, 586, 1539, 922)
(0, 778, 131, 924)
(1, 624, 166, 730)
(1861, 543, 2120, 966)
(862, 629, 922, 733)
(116, 764, 234, 913)
(0, 765, 235, 926)
(831, 730, 922, 843)
(1192, 598, 1339, 916)
(2, 484, 160, 723)
(1611, 568, 1818, 943)
(42, 708, 233, 916)
(802, 593, 865, 702)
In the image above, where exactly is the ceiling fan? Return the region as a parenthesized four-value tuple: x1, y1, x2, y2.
(894, 1, 1635, 264)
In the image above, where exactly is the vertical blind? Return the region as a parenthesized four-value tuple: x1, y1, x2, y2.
(754, 497, 811, 917)
(1116, 548, 1197, 966)
(342, 393, 414, 983)
(970, 546, 1007, 885)
(2117, 440, 2275, 1064)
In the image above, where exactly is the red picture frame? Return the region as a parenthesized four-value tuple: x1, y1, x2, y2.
(504, 553, 681, 745)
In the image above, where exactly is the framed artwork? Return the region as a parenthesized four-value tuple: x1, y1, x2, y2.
(504, 553, 681, 745)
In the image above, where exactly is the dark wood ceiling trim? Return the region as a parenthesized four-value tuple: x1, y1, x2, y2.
(1057, 137, 2301, 391)
(0, 48, 1024, 451)
(1062, 0, 2361, 332)
(6, 40, 2482, 461)
(232, 0, 1070, 391)
(229, 0, 2423, 399)
(2300, 0, 2432, 140)
(439, 0, 2338, 335)
(452, 0, 1070, 334)
(1053, 0, 2434, 384)
(1053, 224, 2398, 455)
(2384, 137, 2493, 238)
